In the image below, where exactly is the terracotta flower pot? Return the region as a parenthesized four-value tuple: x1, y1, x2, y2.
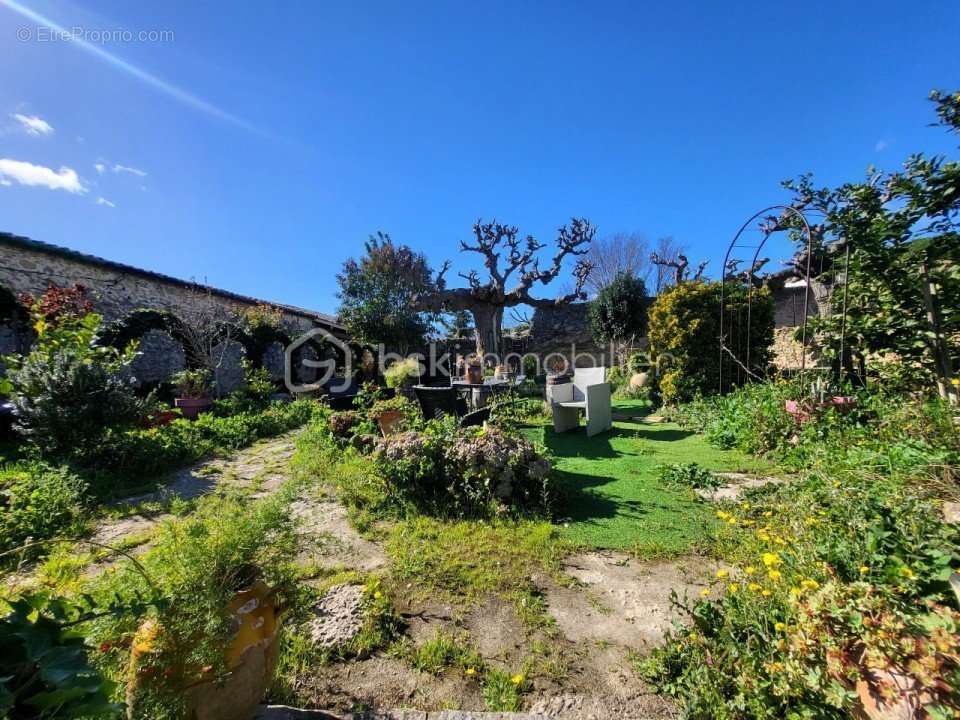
(175, 397, 213, 421)
(127, 580, 281, 720)
(466, 365, 483, 384)
(376, 409, 405, 437)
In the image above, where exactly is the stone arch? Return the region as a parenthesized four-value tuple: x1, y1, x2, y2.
(0, 284, 30, 358)
(99, 309, 191, 392)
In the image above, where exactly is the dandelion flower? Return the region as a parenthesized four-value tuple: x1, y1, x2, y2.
(374, 591, 383, 599)
(774, 622, 786, 632)
(767, 569, 782, 581)
(900, 567, 914, 579)
(748, 583, 762, 592)
(761, 553, 782, 568)
(511, 674, 525, 685)
(716, 569, 729, 579)
(744, 566, 756, 575)
(800, 579, 819, 591)
(700, 588, 710, 597)
(858, 565, 869, 575)
(728, 583, 739, 593)
(762, 511, 773, 518)
(465, 667, 477, 676)
(761, 589, 772, 597)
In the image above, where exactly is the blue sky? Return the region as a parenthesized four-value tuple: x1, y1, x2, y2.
(1, 0, 958, 314)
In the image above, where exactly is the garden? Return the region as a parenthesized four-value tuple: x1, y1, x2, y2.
(0, 88, 958, 720)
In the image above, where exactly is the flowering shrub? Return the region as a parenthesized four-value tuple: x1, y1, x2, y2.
(642, 425, 960, 718)
(374, 421, 553, 516)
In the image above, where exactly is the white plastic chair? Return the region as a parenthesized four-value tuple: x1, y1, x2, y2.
(548, 367, 612, 437)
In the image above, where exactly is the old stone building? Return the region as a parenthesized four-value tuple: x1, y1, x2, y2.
(0, 232, 346, 392)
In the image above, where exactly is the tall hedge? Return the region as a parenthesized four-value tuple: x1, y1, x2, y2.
(647, 281, 773, 403)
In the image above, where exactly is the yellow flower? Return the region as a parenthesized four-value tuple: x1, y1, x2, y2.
(374, 591, 383, 599)
(762, 511, 773, 518)
(727, 518, 737, 526)
(833, 480, 841, 488)
(716, 569, 729, 579)
(859, 565, 869, 575)
(511, 674, 525, 685)
(728, 583, 739, 593)
(744, 566, 756, 575)
(465, 667, 477, 676)
(748, 583, 762, 592)
(900, 567, 914, 579)
(761, 589, 772, 597)
(774, 537, 787, 546)
(741, 502, 751, 510)
(761, 553, 782, 568)
(800, 579, 819, 591)
(688, 632, 698, 641)
(774, 622, 786, 632)
(700, 588, 710, 597)
(767, 570, 782, 581)
(716, 510, 729, 520)
(952, 378, 960, 386)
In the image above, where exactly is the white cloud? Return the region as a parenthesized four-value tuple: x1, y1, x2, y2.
(94, 162, 106, 174)
(0, 158, 85, 193)
(11, 113, 54, 136)
(113, 163, 147, 177)
(874, 139, 889, 152)
(96, 196, 116, 208)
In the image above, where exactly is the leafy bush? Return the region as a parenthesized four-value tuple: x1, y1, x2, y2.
(0, 462, 88, 557)
(1, 313, 148, 455)
(0, 592, 122, 719)
(589, 271, 648, 345)
(657, 462, 721, 490)
(647, 281, 773, 404)
(645, 381, 960, 718)
(383, 357, 422, 389)
(643, 467, 960, 719)
(374, 421, 553, 516)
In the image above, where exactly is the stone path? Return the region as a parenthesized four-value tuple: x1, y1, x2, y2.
(258, 707, 552, 719)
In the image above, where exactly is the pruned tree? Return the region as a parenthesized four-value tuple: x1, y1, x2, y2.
(418, 218, 595, 357)
(650, 236, 691, 293)
(651, 252, 708, 287)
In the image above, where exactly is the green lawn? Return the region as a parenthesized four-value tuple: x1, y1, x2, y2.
(523, 403, 774, 555)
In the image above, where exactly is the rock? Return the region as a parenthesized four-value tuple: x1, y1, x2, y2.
(306, 584, 366, 650)
(942, 501, 960, 524)
(629, 372, 648, 389)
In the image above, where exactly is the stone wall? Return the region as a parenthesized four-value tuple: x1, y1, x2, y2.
(0, 232, 347, 392)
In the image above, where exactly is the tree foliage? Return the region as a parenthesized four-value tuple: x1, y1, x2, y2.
(648, 281, 773, 404)
(336, 232, 436, 353)
(589, 272, 648, 346)
(783, 89, 960, 402)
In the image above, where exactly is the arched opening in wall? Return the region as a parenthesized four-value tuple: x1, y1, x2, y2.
(99, 309, 190, 400)
(0, 285, 30, 358)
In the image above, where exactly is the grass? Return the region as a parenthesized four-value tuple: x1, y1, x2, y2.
(523, 402, 774, 554)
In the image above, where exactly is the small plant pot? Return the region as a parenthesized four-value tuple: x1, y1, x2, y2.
(466, 365, 483, 384)
(174, 397, 213, 421)
(375, 409, 405, 437)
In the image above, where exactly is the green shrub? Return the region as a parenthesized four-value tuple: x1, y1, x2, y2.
(2, 313, 148, 456)
(589, 271, 648, 345)
(0, 462, 88, 557)
(384, 357, 422, 389)
(169, 368, 212, 399)
(647, 281, 773, 404)
(374, 420, 553, 517)
(646, 382, 960, 718)
(0, 592, 122, 719)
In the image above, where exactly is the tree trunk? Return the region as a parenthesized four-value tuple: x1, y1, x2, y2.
(920, 260, 958, 405)
(471, 305, 503, 360)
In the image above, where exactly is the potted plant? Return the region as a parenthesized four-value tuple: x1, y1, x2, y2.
(465, 355, 483, 385)
(126, 567, 281, 720)
(369, 395, 414, 437)
(171, 368, 214, 420)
